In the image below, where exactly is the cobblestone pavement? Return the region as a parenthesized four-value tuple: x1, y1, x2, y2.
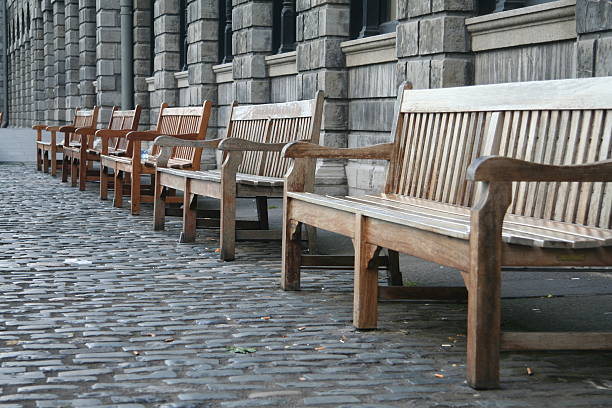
(0, 163, 611, 408)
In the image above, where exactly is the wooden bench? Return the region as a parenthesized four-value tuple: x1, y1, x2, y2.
(99, 102, 213, 215)
(62, 106, 142, 191)
(33, 107, 99, 176)
(281, 77, 612, 389)
(152, 93, 324, 261)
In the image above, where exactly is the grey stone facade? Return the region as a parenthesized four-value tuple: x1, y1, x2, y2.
(1, 0, 611, 193)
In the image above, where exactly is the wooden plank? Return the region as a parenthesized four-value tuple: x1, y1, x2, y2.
(400, 77, 612, 113)
(501, 332, 612, 351)
(232, 99, 316, 121)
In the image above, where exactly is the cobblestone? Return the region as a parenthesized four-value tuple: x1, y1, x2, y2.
(0, 164, 611, 407)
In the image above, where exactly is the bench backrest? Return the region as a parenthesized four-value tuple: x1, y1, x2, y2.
(386, 77, 612, 229)
(67, 107, 99, 144)
(107, 105, 142, 152)
(227, 92, 324, 177)
(149, 102, 212, 169)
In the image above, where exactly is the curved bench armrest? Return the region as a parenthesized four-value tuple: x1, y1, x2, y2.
(468, 156, 612, 183)
(154, 136, 223, 167)
(282, 141, 394, 160)
(218, 138, 288, 152)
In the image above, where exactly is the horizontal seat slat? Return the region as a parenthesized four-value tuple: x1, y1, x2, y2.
(157, 168, 284, 187)
(287, 192, 611, 249)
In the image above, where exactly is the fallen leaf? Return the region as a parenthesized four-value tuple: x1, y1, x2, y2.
(145, 333, 156, 337)
(227, 346, 256, 354)
(527, 367, 534, 376)
(434, 373, 445, 378)
(261, 316, 271, 320)
(340, 335, 348, 343)
(314, 346, 326, 351)
(5, 340, 19, 345)
(132, 351, 140, 355)
(297, 327, 306, 331)
(214, 248, 221, 253)
(164, 338, 175, 343)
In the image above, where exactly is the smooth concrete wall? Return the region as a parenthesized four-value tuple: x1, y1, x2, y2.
(0, 128, 36, 162)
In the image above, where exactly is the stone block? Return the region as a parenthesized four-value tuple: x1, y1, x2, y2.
(595, 36, 612, 76)
(576, 0, 612, 34)
(576, 39, 595, 78)
(396, 21, 418, 57)
(409, 0, 431, 17)
(419, 16, 467, 55)
(405, 59, 431, 89)
(432, 0, 474, 13)
(318, 70, 347, 99)
(430, 57, 471, 88)
(319, 6, 350, 37)
(322, 100, 348, 131)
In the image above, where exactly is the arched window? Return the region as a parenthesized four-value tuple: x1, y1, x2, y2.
(218, 0, 232, 63)
(179, 0, 187, 71)
(350, 0, 397, 39)
(271, 0, 296, 54)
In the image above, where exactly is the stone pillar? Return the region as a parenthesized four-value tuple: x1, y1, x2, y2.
(133, 0, 153, 126)
(42, 0, 54, 123)
(152, 0, 181, 117)
(96, 0, 121, 125)
(52, 0, 66, 124)
(65, 0, 80, 122)
(232, 0, 273, 105)
(32, 3, 44, 123)
(0, 4, 5, 124)
(576, 0, 612, 77)
(79, 0, 97, 109)
(296, 0, 350, 195)
(396, 0, 475, 90)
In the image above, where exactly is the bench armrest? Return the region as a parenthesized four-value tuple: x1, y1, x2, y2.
(32, 124, 47, 131)
(283, 141, 394, 160)
(45, 126, 63, 132)
(97, 129, 132, 155)
(468, 156, 612, 183)
(59, 125, 78, 133)
(126, 130, 162, 142)
(218, 138, 289, 152)
(154, 136, 223, 167)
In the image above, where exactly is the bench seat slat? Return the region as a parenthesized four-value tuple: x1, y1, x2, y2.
(157, 168, 284, 187)
(360, 195, 612, 247)
(287, 192, 612, 249)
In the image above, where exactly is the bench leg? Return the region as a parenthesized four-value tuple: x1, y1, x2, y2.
(43, 152, 49, 173)
(70, 157, 78, 187)
(180, 191, 197, 243)
(219, 189, 236, 261)
(386, 249, 403, 286)
(36, 148, 42, 171)
(51, 149, 58, 177)
(131, 170, 141, 215)
(61, 154, 69, 183)
(466, 182, 511, 390)
(114, 171, 124, 208)
(256, 196, 269, 230)
(153, 176, 166, 231)
(281, 213, 302, 291)
(100, 166, 109, 200)
(353, 214, 381, 329)
(79, 156, 87, 191)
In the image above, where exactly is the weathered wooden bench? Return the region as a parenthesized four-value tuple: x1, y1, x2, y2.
(281, 77, 612, 389)
(62, 106, 142, 191)
(33, 107, 99, 176)
(99, 102, 213, 215)
(153, 93, 324, 261)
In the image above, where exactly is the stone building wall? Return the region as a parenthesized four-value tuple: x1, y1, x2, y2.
(1, 0, 611, 193)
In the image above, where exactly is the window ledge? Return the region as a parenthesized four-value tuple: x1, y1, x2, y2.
(265, 51, 297, 77)
(466, 0, 576, 51)
(174, 71, 189, 88)
(145, 76, 155, 92)
(213, 63, 233, 84)
(341, 32, 396, 67)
